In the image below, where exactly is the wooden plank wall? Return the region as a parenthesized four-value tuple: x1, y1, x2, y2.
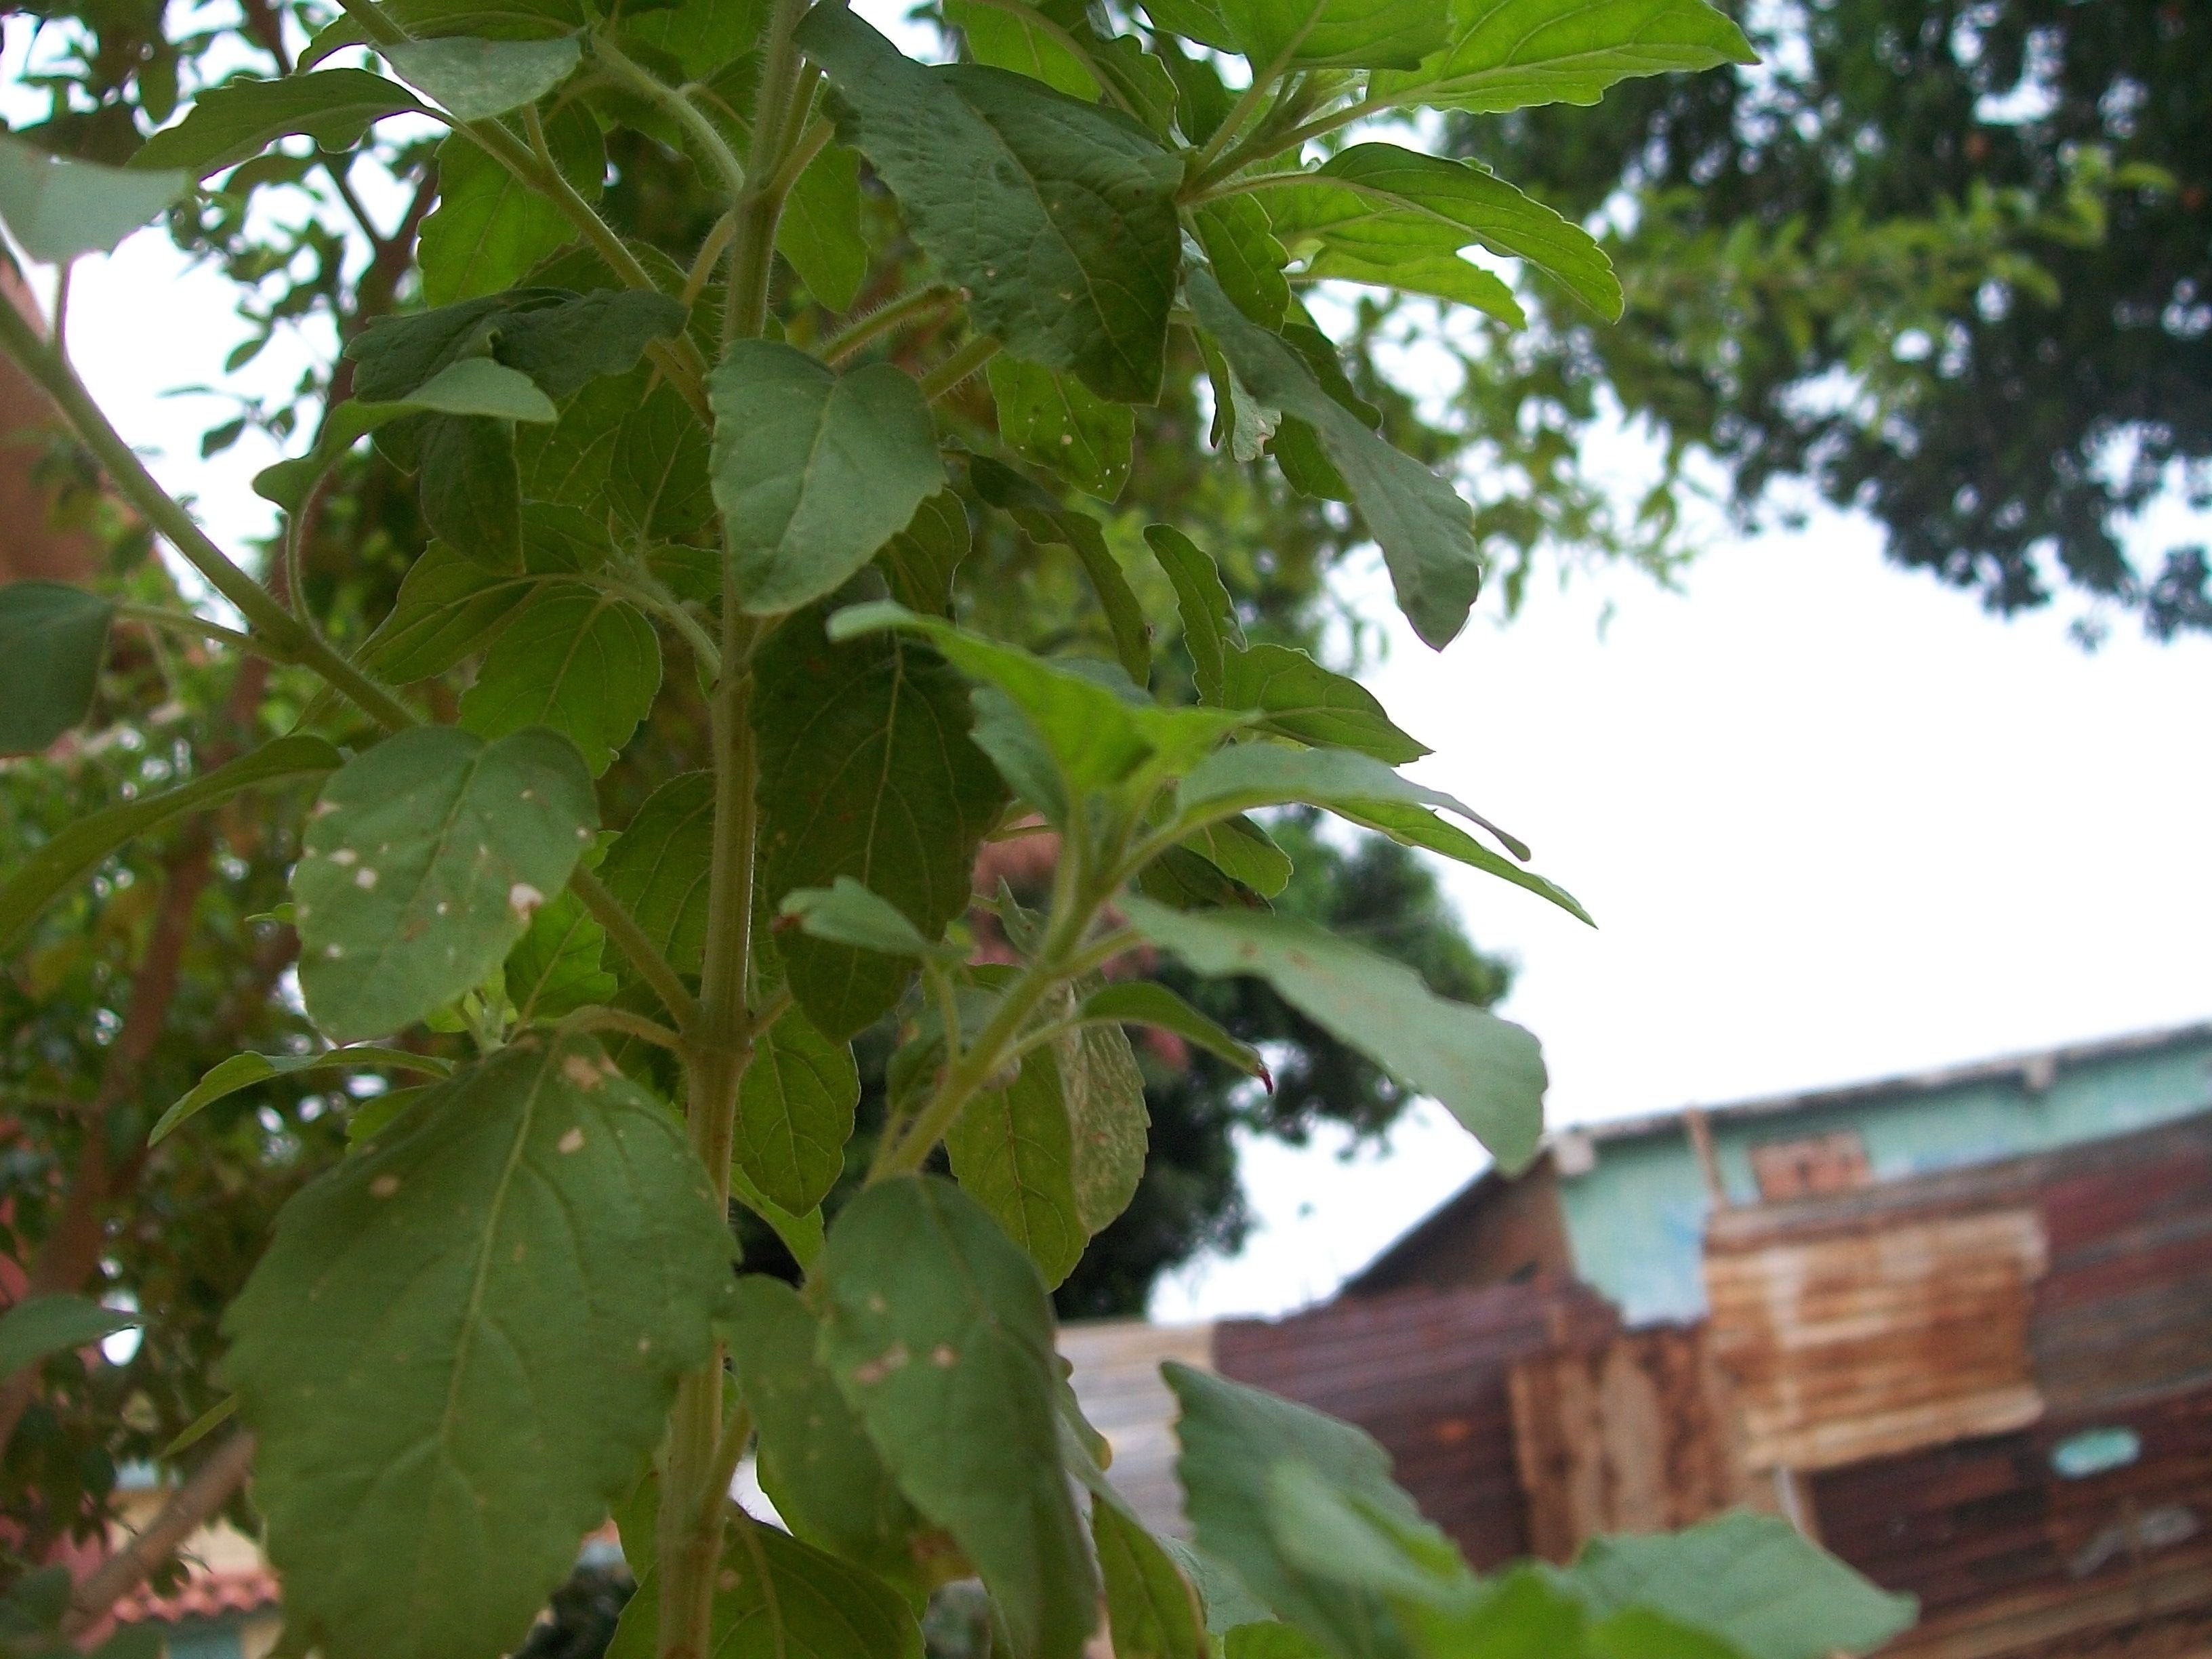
(1214, 1280, 1618, 1568)
(1507, 1324, 1751, 1562)
(1705, 1206, 2048, 1471)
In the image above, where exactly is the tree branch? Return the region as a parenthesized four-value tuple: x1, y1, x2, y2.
(60, 1432, 259, 1638)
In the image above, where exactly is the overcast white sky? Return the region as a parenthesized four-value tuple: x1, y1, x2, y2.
(12, 20, 2209, 1326)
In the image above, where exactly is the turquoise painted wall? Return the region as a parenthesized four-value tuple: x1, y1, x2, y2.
(1555, 1035, 2212, 1326)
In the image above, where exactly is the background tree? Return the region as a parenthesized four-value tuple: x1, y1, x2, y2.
(1452, 0, 2212, 640)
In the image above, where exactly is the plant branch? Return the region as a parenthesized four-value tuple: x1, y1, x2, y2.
(558, 1004, 685, 1050)
(110, 602, 280, 661)
(819, 284, 959, 364)
(590, 35, 748, 199)
(0, 298, 417, 732)
(1189, 94, 1389, 195)
(60, 1433, 259, 1638)
(720, 0, 811, 344)
(570, 867, 701, 1030)
(918, 334, 1002, 401)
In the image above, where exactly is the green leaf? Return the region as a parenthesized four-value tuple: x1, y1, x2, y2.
(0, 1295, 138, 1379)
(1218, 0, 1448, 70)
(796, 7, 1181, 403)
(623, 0, 768, 78)
(817, 1175, 1099, 1659)
(778, 142, 868, 310)
(1561, 1513, 1917, 1659)
(597, 771, 714, 975)
(1055, 1004, 1150, 1235)
(1143, 525, 1244, 703)
(457, 586, 661, 773)
(1334, 798, 1593, 926)
(609, 1510, 925, 1659)
(827, 602, 1240, 814)
(357, 544, 541, 680)
(1122, 897, 1544, 1168)
(504, 886, 617, 1021)
(516, 368, 634, 510)
(492, 286, 690, 398)
(710, 339, 946, 614)
(1094, 1498, 1210, 1659)
(988, 356, 1135, 500)
(752, 612, 1004, 1037)
(0, 735, 339, 953)
(876, 491, 971, 617)
(1193, 814, 1293, 896)
(253, 359, 557, 513)
(1078, 980, 1267, 1081)
(728, 1162, 827, 1270)
(969, 457, 1151, 682)
(611, 379, 715, 539)
(1220, 643, 1427, 762)
(1135, 0, 1238, 47)
(0, 137, 187, 262)
(947, 0, 1100, 99)
(1174, 741, 1473, 828)
(1300, 247, 1525, 327)
(947, 1043, 1085, 1288)
(1189, 270, 1481, 647)
(133, 68, 428, 176)
(1166, 1363, 1427, 1659)
(724, 1277, 933, 1597)
(381, 35, 581, 120)
(223, 1032, 734, 1659)
(1193, 197, 1292, 326)
(780, 878, 958, 962)
(1369, 0, 1757, 117)
(735, 1008, 858, 1215)
(417, 106, 602, 305)
(295, 725, 598, 1040)
(150, 1046, 453, 1145)
(0, 581, 112, 754)
(416, 413, 522, 569)
(1265, 1459, 1470, 1606)
(1225, 1623, 1331, 1658)
(1257, 144, 1619, 319)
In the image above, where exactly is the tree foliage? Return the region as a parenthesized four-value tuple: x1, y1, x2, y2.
(0, 2, 1917, 1657)
(1456, 0, 2212, 638)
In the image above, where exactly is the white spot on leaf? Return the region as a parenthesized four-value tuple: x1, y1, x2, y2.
(558, 1126, 586, 1154)
(510, 883, 546, 921)
(369, 1174, 400, 1198)
(354, 867, 378, 889)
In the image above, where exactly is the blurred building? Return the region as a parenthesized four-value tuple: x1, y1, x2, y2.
(1073, 1021, 2212, 1658)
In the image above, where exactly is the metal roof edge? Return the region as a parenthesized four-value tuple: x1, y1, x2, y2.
(1577, 1017, 2212, 1149)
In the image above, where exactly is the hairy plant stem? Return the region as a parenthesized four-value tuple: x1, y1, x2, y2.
(819, 283, 960, 363)
(918, 333, 1003, 401)
(655, 3, 815, 1647)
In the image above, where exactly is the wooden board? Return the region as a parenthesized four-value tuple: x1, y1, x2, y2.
(1706, 1206, 2049, 1471)
(1508, 1324, 1753, 1561)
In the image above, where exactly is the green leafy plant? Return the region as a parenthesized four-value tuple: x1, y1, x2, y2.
(0, 1, 1917, 1656)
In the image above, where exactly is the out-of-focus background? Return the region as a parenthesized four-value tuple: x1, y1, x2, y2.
(1, 0, 2207, 1654)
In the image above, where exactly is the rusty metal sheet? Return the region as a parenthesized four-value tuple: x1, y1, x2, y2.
(1812, 1383, 2212, 1654)
(1706, 1206, 2049, 1471)
(1507, 1324, 1752, 1562)
(1215, 1280, 1618, 1568)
